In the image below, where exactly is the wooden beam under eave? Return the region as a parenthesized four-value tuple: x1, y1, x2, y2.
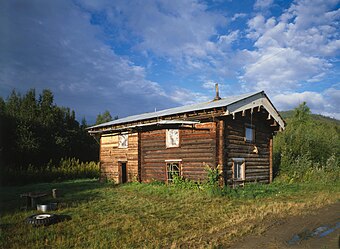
(270, 120, 277, 126)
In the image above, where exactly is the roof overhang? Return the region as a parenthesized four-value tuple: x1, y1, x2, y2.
(88, 120, 200, 134)
(224, 92, 285, 130)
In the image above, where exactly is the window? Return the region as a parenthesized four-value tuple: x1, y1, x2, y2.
(233, 159, 245, 180)
(166, 129, 179, 148)
(166, 162, 180, 183)
(118, 134, 128, 148)
(245, 125, 255, 142)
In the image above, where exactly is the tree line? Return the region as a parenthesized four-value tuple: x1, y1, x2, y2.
(0, 89, 102, 174)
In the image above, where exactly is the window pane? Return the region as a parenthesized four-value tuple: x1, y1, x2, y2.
(234, 162, 238, 179)
(239, 163, 242, 179)
(233, 161, 245, 180)
(245, 127, 253, 142)
(167, 162, 180, 182)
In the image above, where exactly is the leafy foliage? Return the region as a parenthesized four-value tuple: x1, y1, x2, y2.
(171, 174, 201, 190)
(95, 110, 118, 125)
(274, 102, 340, 182)
(95, 110, 113, 125)
(0, 89, 99, 185)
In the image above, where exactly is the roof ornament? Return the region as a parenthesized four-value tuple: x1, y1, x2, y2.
(213, 83, 221, 101)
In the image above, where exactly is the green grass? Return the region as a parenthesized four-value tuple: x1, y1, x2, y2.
(1, 179, 339, 248)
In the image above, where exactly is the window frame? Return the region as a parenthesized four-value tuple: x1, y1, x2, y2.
(245, 124, 255, 143)
(118, 134, 128, 148)
(166, 129, 180, 148)
(232, 158, 245, 181)
(165, 160, 182, 183)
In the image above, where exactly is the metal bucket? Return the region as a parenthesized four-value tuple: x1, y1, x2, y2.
(37, 204, 49, 212)
(37, 203, 57, 212)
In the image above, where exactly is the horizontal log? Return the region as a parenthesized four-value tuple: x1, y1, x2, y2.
(246, 169, 269, 174)
(227, 158, 269, 164)
(246, 175, 268, 180)
(142, 146, 214, 152)
(245, 166, 269, 170)
(226, 153, 265, 158)
(143, 158, 215, 163)
(143, 152, 214, 159)
(141, 161, 209, 168)
(242, 161, 269, 166)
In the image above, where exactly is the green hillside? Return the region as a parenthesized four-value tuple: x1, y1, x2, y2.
(280, 110, 340, 125)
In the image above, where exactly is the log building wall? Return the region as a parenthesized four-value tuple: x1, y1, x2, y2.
(98, 110, 274, 184)
(140, 123, 216, 182)
(100, 133, 138, 183)
(224, 110, 273, 185)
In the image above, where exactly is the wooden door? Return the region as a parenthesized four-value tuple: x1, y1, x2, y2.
(120, 162, 127, 183)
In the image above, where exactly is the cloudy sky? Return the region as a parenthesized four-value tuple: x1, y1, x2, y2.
(0, 0, 339, 123)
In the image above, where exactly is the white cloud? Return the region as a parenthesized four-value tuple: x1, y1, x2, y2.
(202, 81, 217, 89)
(1, 0, 339, 121)
(0, 0, 178, 121)
(231, 13, 247, 21)
(240, 47, 331, 93)
(240, 0, 339, 96)
(272, 87, 340, 119)
(169, 87, 209, 105)
(80, 0, 226, 59)
(75, 0, 237, 79)
(218, 30, 239, 50)
(254, 0, 274, 10)
(246, 15, 276, 40)
(273, 91, 324, 110)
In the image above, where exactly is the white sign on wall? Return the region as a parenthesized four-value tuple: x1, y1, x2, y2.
(166, 129, 179, 148)
(118, 134, 128, 148)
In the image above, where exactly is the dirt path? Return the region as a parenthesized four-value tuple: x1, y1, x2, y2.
(232, 202, 340, 249)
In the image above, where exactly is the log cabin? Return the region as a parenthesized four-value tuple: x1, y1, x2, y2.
(87, 87, 285, 186)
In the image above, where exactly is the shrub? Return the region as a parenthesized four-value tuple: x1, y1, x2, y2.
(274, 102, 339, 183)
(0, 157, 99, 186)
(171, 174, 200, 190)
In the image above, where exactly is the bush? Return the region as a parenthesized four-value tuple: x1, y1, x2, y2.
(275, 153, 340, 184)
(203, 165, 223, 196)
(274, 102, 340, 183)
(171, 174, 200, 190)
(0, 157, 99, 186)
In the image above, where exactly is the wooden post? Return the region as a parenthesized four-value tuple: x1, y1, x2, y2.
(218, 120, 225, 166)
(99, 135, 103, 182)
(269, 138, 273, 183)
(137, 131, 142, 182)
(217, 119, 225, 185)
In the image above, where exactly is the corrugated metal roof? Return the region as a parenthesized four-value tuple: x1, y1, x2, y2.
(89, 91, 263, 129)
(88, 120, 200, 134)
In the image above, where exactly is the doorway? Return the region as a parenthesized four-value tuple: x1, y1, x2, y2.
(120, 162, 127, 183)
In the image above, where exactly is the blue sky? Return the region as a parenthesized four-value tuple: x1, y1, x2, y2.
(0, 0, 339, 123)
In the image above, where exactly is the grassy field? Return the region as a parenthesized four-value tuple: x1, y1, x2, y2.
(0, 179, 339, 248)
